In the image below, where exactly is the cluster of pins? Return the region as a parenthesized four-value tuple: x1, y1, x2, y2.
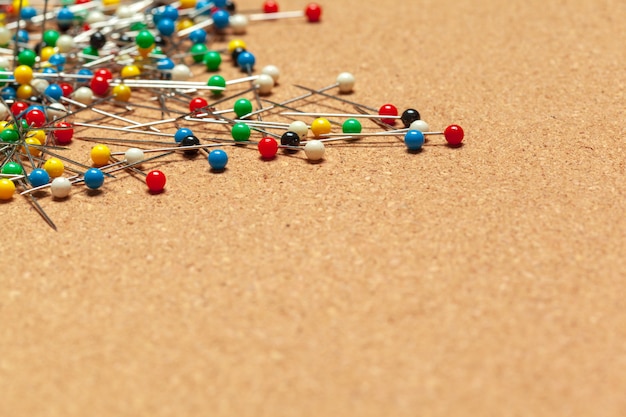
(0, 0, 464, 230)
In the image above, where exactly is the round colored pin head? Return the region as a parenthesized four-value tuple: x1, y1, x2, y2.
(28, 168, 50, 187)
(50, 177, 72, 198)
(90, 144, 111, 166)
(84, 168, 105, 189)
(146, 170, 166, 192)
(404, 130, 425, 151)
(305, 3, 322, 22)
(0, 178, 16, 200)
(233, 99, 253, 118)
(208, 149, 228, 170)
(258, 137, 278, 159)
(444, 124, 464, 146)
(304, 140, 325, 161)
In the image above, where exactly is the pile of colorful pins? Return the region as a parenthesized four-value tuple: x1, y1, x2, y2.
(0, 0, 465, 230)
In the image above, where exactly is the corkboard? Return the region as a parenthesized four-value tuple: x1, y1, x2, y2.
(2, 0, 626, 416)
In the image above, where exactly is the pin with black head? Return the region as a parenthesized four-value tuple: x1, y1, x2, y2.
(116, 34, 133, 46)
(280, 131, 301, 153)
(400, 109, 421, 128)
(225, 0, 236, 12)
(231, 46, 246, 65)
(89, 31, 107, 50)
(180, 135, 201, 156)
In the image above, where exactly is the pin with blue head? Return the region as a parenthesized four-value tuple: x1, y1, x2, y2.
(44, 84, 64, 101)
(84, 168, 105, 190)
(175, 128, 194, 143)
(20, 6, 38, 21)
(1, 86, 16, 101)
(195, 0, 213, 15)
(212, 9, 230, 30)
(48, 53, 66, 71)
(157, 18, 176, 37)
(77, 68, 93, 84)
(404, 130, 425, 151)
(28, 168, 51, 188)
(153, 4, 179, 24)
(237, 51, 256, 72)
(56, 7, 74, 32)
(157, 58, 175, 79)
(208, 149, 228, 171)
(14, 29, 29, 44)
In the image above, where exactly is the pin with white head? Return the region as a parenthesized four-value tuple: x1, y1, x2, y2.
(229, 14, 248, 34)
(288, 72, 355, 103)
(244, 72, 354, 119)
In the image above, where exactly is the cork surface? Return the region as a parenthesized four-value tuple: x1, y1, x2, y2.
(2, 0, 626, 416)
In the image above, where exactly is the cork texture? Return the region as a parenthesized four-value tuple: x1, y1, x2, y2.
(1, 0, 626, 416)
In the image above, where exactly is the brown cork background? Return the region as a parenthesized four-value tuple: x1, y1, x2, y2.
(2, 0, 626, 415)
